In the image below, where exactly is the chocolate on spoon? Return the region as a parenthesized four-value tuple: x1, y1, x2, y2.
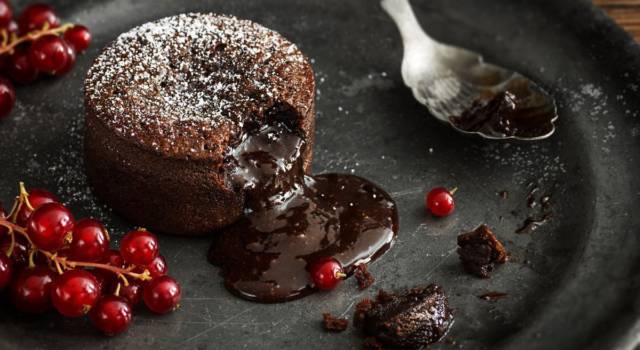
(381, 0, 558, 140)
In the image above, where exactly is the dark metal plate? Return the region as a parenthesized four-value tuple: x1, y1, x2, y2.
(1, 0, 639, 349)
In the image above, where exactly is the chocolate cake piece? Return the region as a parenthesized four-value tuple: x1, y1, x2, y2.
(457, 224, 508, 278)
(322, 313, 349, 332)
(354, 298, 374, 328)
(354, 264, 375, 290)
(355, 285, 454, 348)
(84, 13, 315, 235)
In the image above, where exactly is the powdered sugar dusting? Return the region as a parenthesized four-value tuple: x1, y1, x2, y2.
(85, 13, 312, 156)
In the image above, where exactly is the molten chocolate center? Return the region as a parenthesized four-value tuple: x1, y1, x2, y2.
(209, 123, 398, 302)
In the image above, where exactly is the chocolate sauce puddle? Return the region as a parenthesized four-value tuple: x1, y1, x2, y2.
(449, 78, 557, 139)
(208, 123, 398, 303)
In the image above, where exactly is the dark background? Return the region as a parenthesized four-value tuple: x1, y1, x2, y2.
(0, 0, 639, 349)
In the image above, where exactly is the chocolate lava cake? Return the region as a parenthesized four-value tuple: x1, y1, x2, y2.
(84, 13, 316, 235)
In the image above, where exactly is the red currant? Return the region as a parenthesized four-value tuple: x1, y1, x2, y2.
(91, 269, 120, 297)
(143, 275, 181, 314)
(69, 218, 109, 262)
(16, 188, 59, 225)
(118, 281, 143, 307)
(96, 251, 125, 292)
(5, 19, 17, 35)
(55, 39, 76, 76)
(63, 25, 91, 53)
(0, 52, 9, 73)
(7, 49, 38, 85)
(120, 229, 159, 266)
(426, 187, 455, 217)
(145, 255, 167, 278)
(28, 35, 69, 74)
(18, 3, 59, 34)
(0, 252, 12, 290)
(309, 258, 345, 290)
(27, 202, 75, 251)
(0, 1, 12, 29)
(91, 269, 109, 293)
(51, 269, 101, 317)
(0, 76, 15, 119)
(0, 235, 28, 268)
(10, 266, 56, 313)
(89, 295, 133, 335)
(102, 249, 125, 268)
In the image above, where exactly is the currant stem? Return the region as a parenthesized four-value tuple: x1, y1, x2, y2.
(5, 195, 19, 222)
(117, 273, 130, 286)
(18, 182, 34, 211)
(4, 220, 34, 246)
(39, 249, 150, 280)
(1, 30, 9, 48)
(0, 222, 15, 256)
(0, 23, 74, 56)
(449, 187, 459, 195)
(0, 218, 151, 282)
(102, 227, 111, 242)
(28, 249, 37, 268)
(52, 254, 63, 274)
(7, 181, 32, 223)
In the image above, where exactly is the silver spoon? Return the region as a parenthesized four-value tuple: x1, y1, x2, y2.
(380, 0, 558, 141)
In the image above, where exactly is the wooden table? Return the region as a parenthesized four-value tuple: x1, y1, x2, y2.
(594, 0, 640, 39)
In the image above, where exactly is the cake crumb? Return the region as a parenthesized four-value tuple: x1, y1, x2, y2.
(353, 298, 373, 328)
(457, 224, 507, 278)
(322, 313, 348, 332)
(354, 285, 453, 348)
(354, 264, 374, 290)
(376, 289, 394, 303)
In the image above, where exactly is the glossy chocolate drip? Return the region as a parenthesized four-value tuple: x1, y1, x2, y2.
(478, 291, 508, 301)
(226, 123, 305, 207)
(516, 213, 552, 234)
(449, 78, 556, 139)
(209, 123, 398, 303)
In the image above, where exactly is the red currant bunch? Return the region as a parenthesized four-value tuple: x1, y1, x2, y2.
(0, 183, 181, 335)
(0, 2, 92, 120)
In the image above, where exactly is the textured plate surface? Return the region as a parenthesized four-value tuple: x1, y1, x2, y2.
(1, 0, 640, 349)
